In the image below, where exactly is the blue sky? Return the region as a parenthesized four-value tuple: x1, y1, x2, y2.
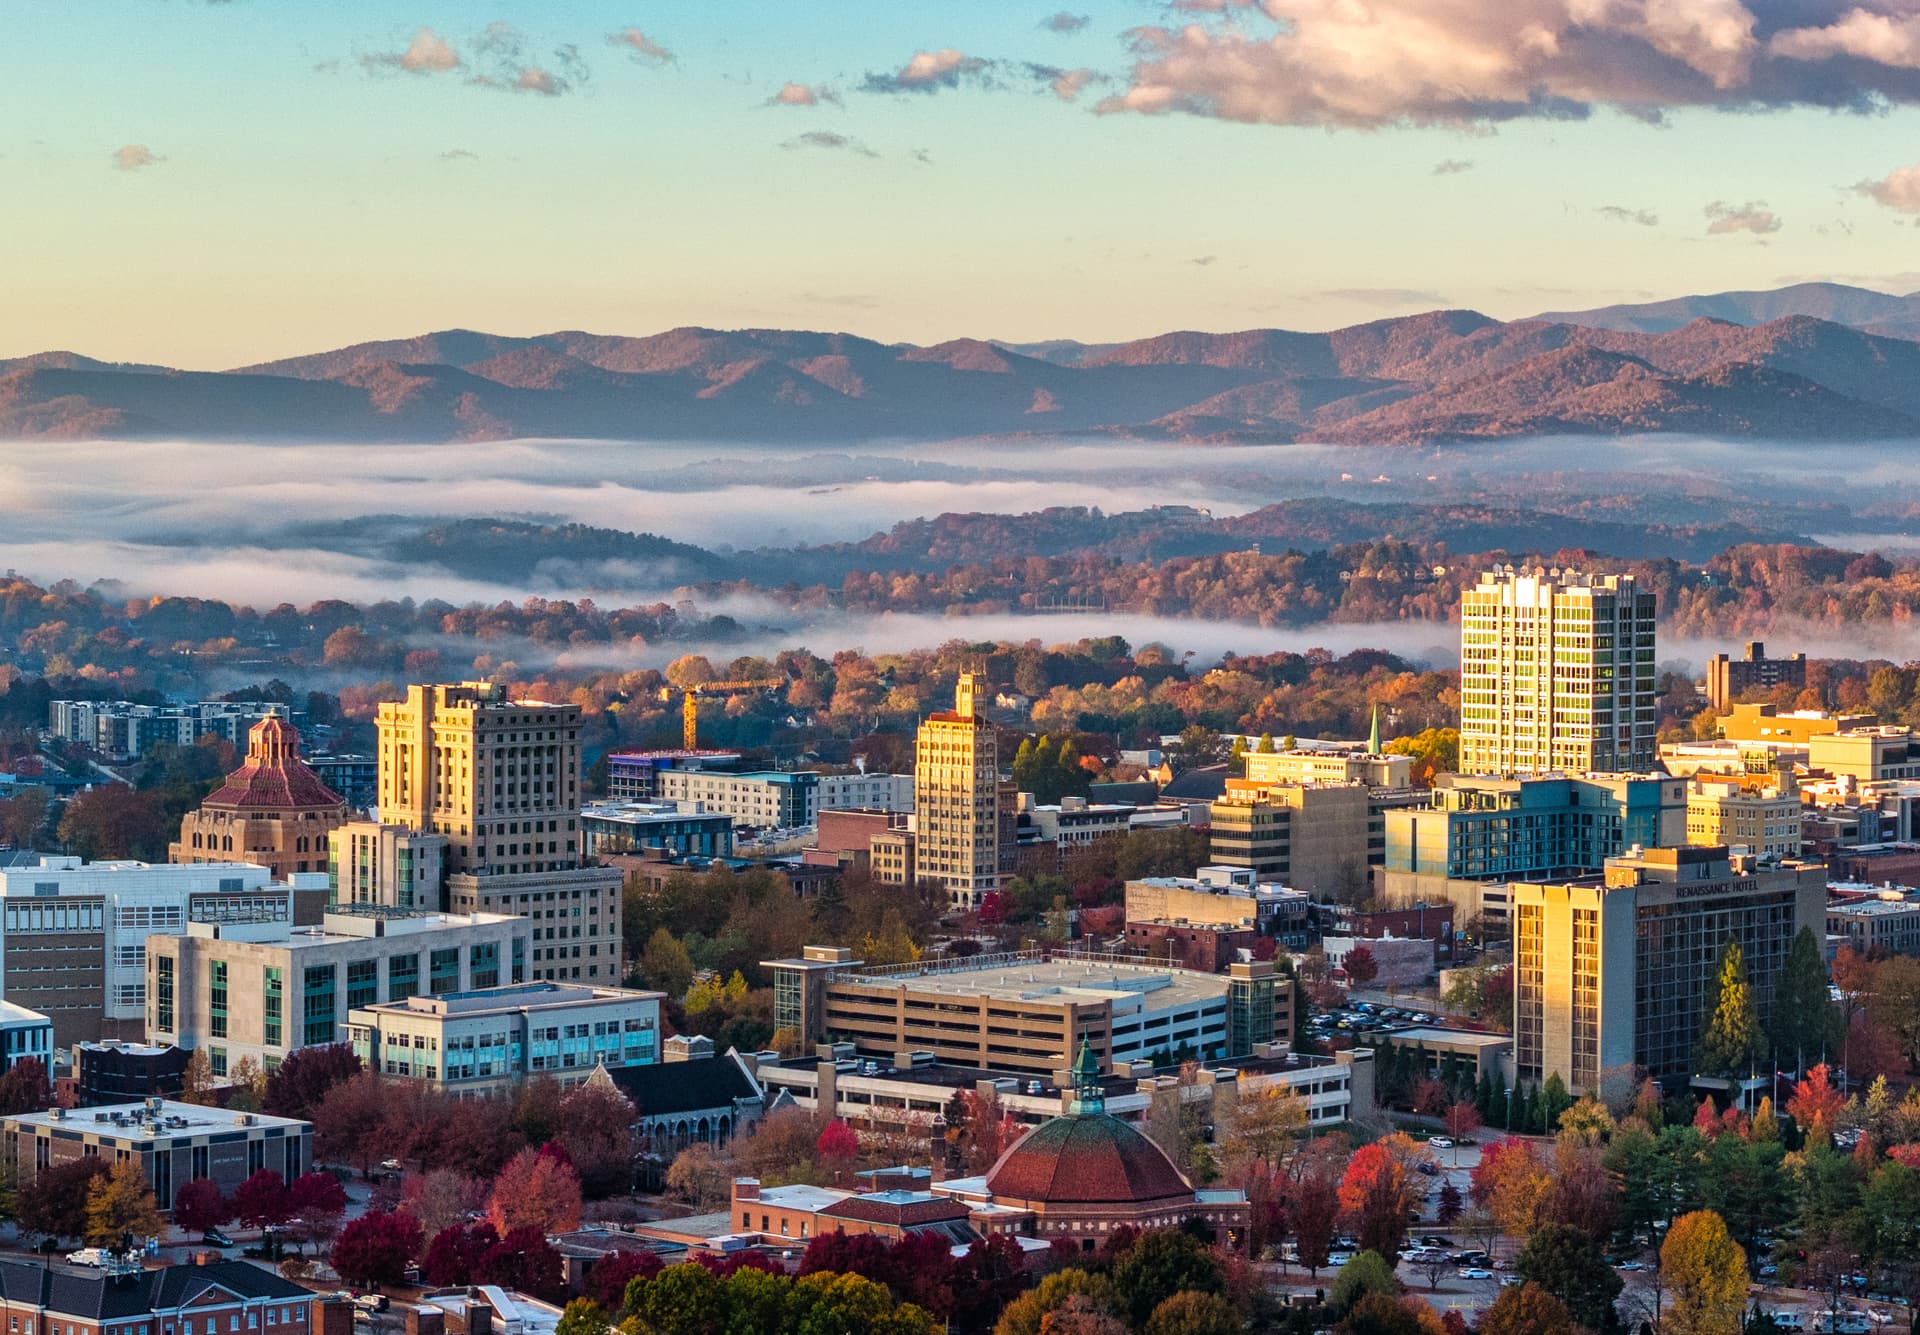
(9, 0, 1920, 367)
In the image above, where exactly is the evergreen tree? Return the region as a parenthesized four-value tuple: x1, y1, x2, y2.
(1697, 938, 1762, 1077)
(1012, 738, 1037, 793)
(1229, 737, 1248, 775)
(1257, 734, 1276, 754)
(1772, 926, 1835, 1074)
(1476, 1070, 1498, 1122)
(1542, 1073, 1571, 1131)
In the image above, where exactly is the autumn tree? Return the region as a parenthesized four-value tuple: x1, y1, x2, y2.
(1223, 1084, 1309, 1169)
(664, 1144, 733, 1211)
(1662, 1210, 1748, 1335)
(1143, 1291, 1241, 1335)
(172, 1178, 229, 1235)
(288, 1171, 348, 1253)
(1788, 1064, 1845, 1139)
(262, 1043, 361, 1120)
(1111, 1229, 1224, 1327)
(1516, 1222, 1623, 1330)
(18, 1157, 108, 1241)
(1344, 945, 1379, 988)
(333, 1210, 425, 1288)
(816, 1119, 860, 1181)
(993, 1269, 1120, 1335)
(641, 929, 695, 998)
(1477, 1283, 1576, 1335)
(231, 1169, 292, 1230)
(488, 1146, 582, 1236)
(1472, 1137, 1552, 1240)
(555, 1081, 636, 1198)
(84, 1158, 164, 1247)
(0, 1057, 51, 1115)
(1696, 939, 1761, 1077)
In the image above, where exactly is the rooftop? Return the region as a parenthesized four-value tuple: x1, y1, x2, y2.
(1388, 1026, 1513, 1049)
(4, 1099, 307, 1136)
(356, 982, 664, 1018)
(184, 909, 524, 948)
(837, 953, 1235, 1011)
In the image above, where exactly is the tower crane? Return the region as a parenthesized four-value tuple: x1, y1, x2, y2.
(660, 678, 786, 750)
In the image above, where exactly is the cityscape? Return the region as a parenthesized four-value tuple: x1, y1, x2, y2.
(15, 5, 1920, 1335)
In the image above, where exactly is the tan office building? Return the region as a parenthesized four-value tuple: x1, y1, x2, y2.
(1208, 781, 1371, 896)
(912, 673, 1001, 908)
(1510, 846, 1826, 1096)
(1809, 728, 1920, 785)
(1459, 569, 1658, 777)
(1243, 750, 1412, 789)
(376, 681, 620, 983)
(1686, 779, 1804, 858)
(1721, 703, 1874, 747)
(327, 820, 448, 910)
(170, 717, 350, 880)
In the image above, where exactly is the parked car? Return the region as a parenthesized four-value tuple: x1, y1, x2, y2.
(1430, 1137, 1454, 1149)
(1759, 1265, 1779, 1278)
(202, 1230, 234, 1248)
(1616, 1262, 1646, 1272)
(65, 1250, 109, 1268)
(1458, 1268, 1494, 1281)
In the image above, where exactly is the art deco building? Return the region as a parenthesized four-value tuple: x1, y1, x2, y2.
(170, 717, 349, 879)
(912, 672, 1001, 908)
(376, 682, 621, 984)
(1459, 569, 1658, 777)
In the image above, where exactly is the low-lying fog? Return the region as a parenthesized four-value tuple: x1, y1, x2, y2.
(8, 432, 1920, 671)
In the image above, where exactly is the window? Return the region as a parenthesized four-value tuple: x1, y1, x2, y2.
(430, 948, 460, 995)
(387, 953, 419, 1003)
(209, 961, 228, 1039)
(469, 941, 499, 990)
(155, 955, 175, 1031)
(303, 965, 337, 1047)
(263, 967, 283, 1048)
(346, 959, 378, 1010)
(209, 1047, 227, 1077)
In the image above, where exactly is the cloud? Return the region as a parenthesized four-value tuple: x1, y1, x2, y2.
(1096, 1, 1920, 130)
(1318, 287, 1447, 306)
(1042, 11, 1091, 33)
(781, 130, 879, 158)
(863, 48, 995, 94)
(1596, 204, 1661, 226)
(112, 144, 160, 172)
(911, 147, 933, 165)
(1191, 255, 1218, 266)
(439, 148, 478, 162)
(1027, 63, 1100, 100)
(362, 26, 459, 75)
(1857, 161, 1920, 213)
(769, 81, 841, 107)
(1705, 199, 1782, 234)
(1431, 158, 1474, 175)
(469, 23, 587, 95)
(606, 27, 673, 64)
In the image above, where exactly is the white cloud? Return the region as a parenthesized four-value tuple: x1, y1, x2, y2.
(1096, 1, 1920, 129)
(1042, 12, 1091, 33)
(1596, 204, 1660, 226)
(863, 48, 995, 94)
(607, 27, 674, 64)
(363, 26, 459, 75)
(1704, 199, 1782, 235)
(769, 81, 840, 107)
(1432, 158, 1474, 175)
(112, 144, 160, 171)
(1857, 161, 1920, 212)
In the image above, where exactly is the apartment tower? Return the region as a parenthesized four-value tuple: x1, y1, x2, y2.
(1459, 569, 1658, 778)
(913, 672, 1001, 908)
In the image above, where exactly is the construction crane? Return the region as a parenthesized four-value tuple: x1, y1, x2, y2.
(660, 678, 786, 750)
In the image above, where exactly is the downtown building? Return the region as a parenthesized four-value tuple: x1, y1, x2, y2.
(375, 682, 622, 984)
(1459, 569, 1658, 777)
(1509, 845, 1826, 1097)
(170, 717, 350, 881)
(912, 673, 1002, 908)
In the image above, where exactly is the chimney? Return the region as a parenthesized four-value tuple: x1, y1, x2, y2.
(467, 1305, 492, 1335)
(733, 1177, 761, 1203)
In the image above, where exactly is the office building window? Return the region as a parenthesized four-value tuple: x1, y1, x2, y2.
(209, 961, 228, 1039)
(303, 965, 336, 1047)
(346, 960, 378, 1010)
(388, 953, 419, 1003)
(263, 967, 283, 1048)
(155, 956, 175, 1032)
(470, 942, 499, 990)
(430, 948, 460, 995)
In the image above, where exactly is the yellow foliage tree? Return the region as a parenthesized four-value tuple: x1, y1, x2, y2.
(1661, 1210, 1748, 1335)
(84, 1158, 163, 1248)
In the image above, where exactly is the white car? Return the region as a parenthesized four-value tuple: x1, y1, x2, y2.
(1430, 1137, 1455, 1148)
(1459, 1268, 1494, 1280)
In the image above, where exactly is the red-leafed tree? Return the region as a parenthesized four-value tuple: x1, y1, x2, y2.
(423, 1223, 499, 1287)
(262, 1044, 362, 1121)
(287, 1171, 347, 1252)
(332, 1210, 424, 1288)
(231, 1169, 292, 1230)
(479, 1226, 567, 1304)
(816, 1119, 860, 1180)
(585, 1249, 661, 1311)
(1788, 1063, 1844, 1137)
(799, 1229, 893, 1282)
(172, 1178, 229, 1235)
(1344, 945, 1379, 987)
(487, 1146, 582, 1236)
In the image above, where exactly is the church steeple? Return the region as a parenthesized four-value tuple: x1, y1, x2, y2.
(1368, 704, 1381, 755)
(1067, 1037, 1104, 1116)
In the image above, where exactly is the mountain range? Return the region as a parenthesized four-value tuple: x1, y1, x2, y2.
(8, 282, 1920, 445)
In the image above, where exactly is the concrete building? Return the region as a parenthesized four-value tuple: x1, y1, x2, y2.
(326, 821, 449, 911)
(1826, 842, 1920, 886)
(1510, 846, 1826, 1095)
(0, 857, 309, 1046)
(146, 910, 533, 1076)
(170, 718, 350, 880)
(1208, 782, 1371, 897)
(0, 1257, 316, 1333)
(346, 981, 662, 1092)
(307, 753, 377, 811)
(1459, 569, 1658, 777)
(1828, 892, 1920, 956)
(1124, 866, 1309, 939)
(1243, 749, 1413, 789)
(1686, 778, 1803, 858)
(1810, 728, 1920, 785)
(1023, 797, 1136, 852)
(653, 769, 816, 830)
(48, 699, 301, 762)
(1721, 703, 1875, 747)
(578, 802, 735, 860)
(1381, 772, 1686, 905)
(71, 1041, 191, 1106)
(1320, 934, 1437, 987)
(0, 1002, 51, 1073)
(604, 750, 740, 801)
(1378, 1026, 1513, 1086)
(765, 947, 1289, 1075)
(376, 682, 621, 984)
(817, 771, 914, 814)
(3, 1099, 311, 1207)
(1707, 642, 1808, 713)
(912, 674, 1001, 908)
(806, 809, 910, 877)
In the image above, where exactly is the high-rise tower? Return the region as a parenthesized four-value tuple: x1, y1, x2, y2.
(912, 672, 1001, 908)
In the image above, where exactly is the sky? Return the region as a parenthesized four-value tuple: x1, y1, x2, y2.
(11, 0, 1920, 368)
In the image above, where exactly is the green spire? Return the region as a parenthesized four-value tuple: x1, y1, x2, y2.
(1068, 1037, 1104, 1115)
(1368, 704, 1381, 754)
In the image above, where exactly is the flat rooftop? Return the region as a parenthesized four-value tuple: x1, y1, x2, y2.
(840, 956, 1232, 1009)
(1388, 1026, 1512, 1049)
(359, 981, 663, 1017)
(1827, 898, 1920, 917)
(6, 1099, 307, 1135)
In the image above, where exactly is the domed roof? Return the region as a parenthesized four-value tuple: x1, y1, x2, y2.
(984, 1111, 1194, 1206)
(202, 717, 345, 812)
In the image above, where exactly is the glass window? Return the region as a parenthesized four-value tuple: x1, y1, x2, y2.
(263, 967, 283, 1048)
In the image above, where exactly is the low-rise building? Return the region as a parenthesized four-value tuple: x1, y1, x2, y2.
(1828, 891, 1920, 956)
(147, 910, 533, 1076)
(1023, 798, 1136, 852)
(1811, 728, 1920, 785)
(445, 866, 623, 986)
(2, 1099, 312, 1206)
(0, 1258, 316, 1335)
(346, 981, 661, 1092)
(1244, 749, 1413, 789)
(1707, 643, 1809, 713)
(590, 1036, 768, 1155)
(1686, 778, 1803, 858)
(1124, 866, 1310, 943)
(817, 772, 914, 814)
(1377, 1025, 1513, 1086)
(1722, 703, 1873, 747)
(1208, 782, 1372, 897)
(72, 1041, 191, 1107)
(170, 718, 350, 881)
(578, 802, 735, 860)
(0, 1001, 51, 1073)
(765, 948, 1289, 1075)
(605, 751, 741, 802)
(1320, 934, 1436, 987)
(654, 770, 816, 830)
(48, 699, 302, 762)
(1826, 842, 1920, 887)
